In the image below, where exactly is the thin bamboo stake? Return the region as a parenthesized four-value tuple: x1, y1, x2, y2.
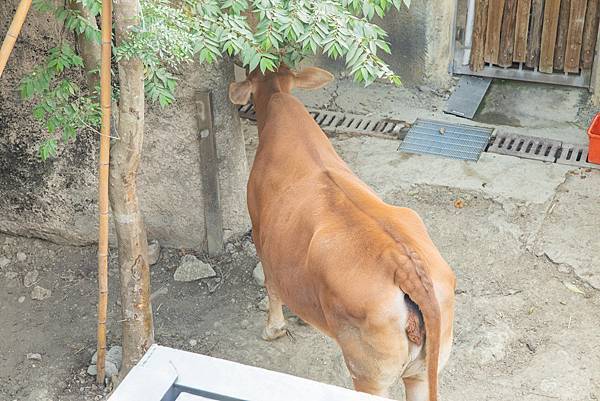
(0, 0, 33, 78)
(96, 0, 112, 386)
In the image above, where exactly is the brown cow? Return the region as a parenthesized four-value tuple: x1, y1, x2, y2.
(229, 66, 456, 401)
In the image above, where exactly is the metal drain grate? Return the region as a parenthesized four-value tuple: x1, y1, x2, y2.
(555, 142, 597, 168)
(238, 103, 407, 139)
(487, 132, 599, 169)
(398, 119, 494, 161)
(486, 133, 560, 162)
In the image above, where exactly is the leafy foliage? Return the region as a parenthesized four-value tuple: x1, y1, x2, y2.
(20, 43, 101, 160)
(22, 0, 408, 158)
(119, 0, 409, 100)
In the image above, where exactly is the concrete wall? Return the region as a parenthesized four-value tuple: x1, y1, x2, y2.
(313, 0, 455, 88)
(0, 1, 250, 249)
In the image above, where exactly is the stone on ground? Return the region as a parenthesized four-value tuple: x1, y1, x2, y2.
(148, 239, 161, 266)
(30, 285, 51, 301)
(0, 256, 9, 268)
(23, 270, 39, 287)
(253, 262, 265, 287)
(91, 345, 123, 370)
(87, 361, 118, 379)
(174, 255, 216, 282)
(257, 296, 269, 312)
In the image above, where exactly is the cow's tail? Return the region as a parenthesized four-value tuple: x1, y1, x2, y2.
(391, 246, 441, 401)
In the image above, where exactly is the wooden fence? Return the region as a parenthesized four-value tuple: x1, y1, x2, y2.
(469, 0, 600, 74)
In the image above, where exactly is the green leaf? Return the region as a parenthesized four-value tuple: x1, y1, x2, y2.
(249, 52, 261, 71)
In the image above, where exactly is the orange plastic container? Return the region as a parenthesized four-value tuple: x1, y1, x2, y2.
(588, 113, 600, 164)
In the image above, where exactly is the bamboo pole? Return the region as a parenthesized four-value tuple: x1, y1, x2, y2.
(96, 0, 112, 385)
(0, 0, 33, 78)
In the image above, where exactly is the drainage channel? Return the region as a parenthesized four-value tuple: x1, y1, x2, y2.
(238, 104, 598, 170)
(486, 132, 597, 169)
(238, 103, 409, 139)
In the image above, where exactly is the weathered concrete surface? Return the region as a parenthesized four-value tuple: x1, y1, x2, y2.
(0, 1, 101, 245)
(0, 1, 250, 249)
(332, 136, 571, 204)
(475, 81, 588, 144)
(142, 60, 250, 248)
(534, 170, 600, 289)
(309, 0, 454, 88)
(296, 78, 590, 145)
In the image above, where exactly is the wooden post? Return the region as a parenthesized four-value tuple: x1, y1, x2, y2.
(195, 90, 224, 256)
(0, 0, 33, 78)
(96, 0, 112, 385)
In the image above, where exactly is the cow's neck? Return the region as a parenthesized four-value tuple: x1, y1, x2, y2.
(252, 79, 288, 137)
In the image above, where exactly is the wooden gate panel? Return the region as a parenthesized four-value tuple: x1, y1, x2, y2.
(527, 0, 546, 68)
(484, 0, 506, 64)
(564, 0, 588, 72)
(581, 0, 600, 67)
(499, 0, 519, 66)
(554, 0, 572, 69)
(539, 0, 562, 72)
(456, 0, 600, 85)
(514, 0, 533, 62)
(471, 0, 490, 70)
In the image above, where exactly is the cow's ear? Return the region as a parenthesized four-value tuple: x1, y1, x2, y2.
(229, 80, 253, 105)
(294, 67, 334, 90)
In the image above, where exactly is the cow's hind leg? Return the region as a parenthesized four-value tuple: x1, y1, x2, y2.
(337, 326, 408, 399)
(262, 288, 288, 341)
(403, 374, 429, 401)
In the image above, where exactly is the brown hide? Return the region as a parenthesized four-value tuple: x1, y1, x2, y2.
(231, 68, 455, 401)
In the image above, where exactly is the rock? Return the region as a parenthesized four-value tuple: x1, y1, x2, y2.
(87, 361, 118, 379)
(0, 256, 9, 269)
(30, 285, 51, 301)
(257, 296, 269, 312)
(189, 339, 197, 346)
(240, 319, 250, 329)
(16, 252, 27, 262)
(174, 255, 216, 282)
(26, 353, 42, 361)
(18, 296, 25, 303)
(148, 240, 161, 266)
(91, 346, 123, 370)
(253, 262, 265, 287)
(23, 270, 39, 287)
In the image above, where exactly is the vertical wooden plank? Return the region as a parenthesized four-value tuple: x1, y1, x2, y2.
(564, 0, 588, 72)
(539, 0, 562, 72)
(527, 0, 546, 68)
(554, 0, 572, 69)
(498, 0, 519, 66)
(514, 0, 533, 62)
(471, 0, 490, 71)
(484, 0, 506, 64)
(581, 0, 599, 68)
(195, 91, 224, 256)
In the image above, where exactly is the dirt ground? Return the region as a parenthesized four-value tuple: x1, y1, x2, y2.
(2, 84, 600, 401)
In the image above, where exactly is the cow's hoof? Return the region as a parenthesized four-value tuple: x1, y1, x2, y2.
(262, 326, 290, 341)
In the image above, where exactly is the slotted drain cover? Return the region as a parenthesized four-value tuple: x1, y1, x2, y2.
(398, 119, 493, 161)
(486, 133, 560, 162)
(238, 103, 406, 138)
(556, 142, 598, 168)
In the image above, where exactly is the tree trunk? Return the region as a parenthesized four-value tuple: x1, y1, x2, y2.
(68, 0, 101, 90)
(112, 0, 154, 376)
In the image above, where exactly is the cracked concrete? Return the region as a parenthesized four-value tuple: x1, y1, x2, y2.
(533, 170, 600, 289)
